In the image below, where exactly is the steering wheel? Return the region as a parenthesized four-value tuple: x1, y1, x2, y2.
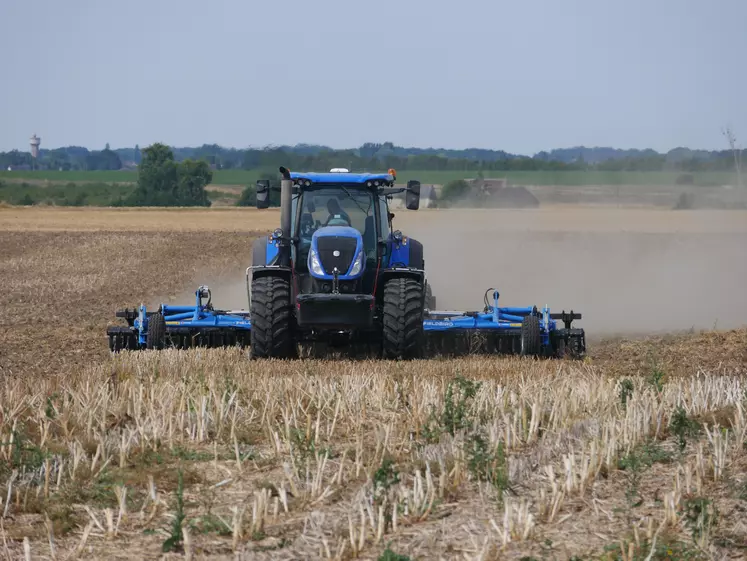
(326, 215, 351, 227)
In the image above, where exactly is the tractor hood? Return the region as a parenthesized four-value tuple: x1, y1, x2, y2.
(308, 226, 365, 280)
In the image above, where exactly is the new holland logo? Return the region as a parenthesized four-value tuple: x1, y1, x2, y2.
(333, 250, 340, 257)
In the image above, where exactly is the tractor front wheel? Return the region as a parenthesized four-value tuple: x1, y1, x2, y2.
(382, 277, 424, 360)
(250, 275, 295, 359)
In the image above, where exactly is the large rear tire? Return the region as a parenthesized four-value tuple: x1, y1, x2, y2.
(520, 315, 541, 357)
(250, 275, 295, 359)
(382, 277, 424, 360)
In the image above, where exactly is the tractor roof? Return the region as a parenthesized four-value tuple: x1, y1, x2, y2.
(289, 171, 396, 187)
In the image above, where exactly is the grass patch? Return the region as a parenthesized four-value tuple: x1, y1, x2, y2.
(0, 180, 135, 206)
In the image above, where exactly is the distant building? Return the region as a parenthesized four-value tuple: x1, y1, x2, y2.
(30, 134, 41, 159)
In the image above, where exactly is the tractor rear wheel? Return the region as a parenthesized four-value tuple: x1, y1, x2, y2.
(382, 277, 424, 359)
(250, 275, 295, 359)
(425, 282, 436, 310)
(146, 312, 166, 350)
(520, 315, 541, 357)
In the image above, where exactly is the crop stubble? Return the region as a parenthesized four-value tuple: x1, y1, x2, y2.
(0, 206, 745, 560)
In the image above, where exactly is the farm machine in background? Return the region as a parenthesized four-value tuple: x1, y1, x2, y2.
(106, 167, 586, 359)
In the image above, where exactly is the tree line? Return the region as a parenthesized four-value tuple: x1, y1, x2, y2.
(0, 143, 214, 207)
(1, 141, 743, 174)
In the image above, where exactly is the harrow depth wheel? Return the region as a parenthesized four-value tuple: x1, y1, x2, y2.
(520, 315, 541, 357)
(146, 312, 166, 350)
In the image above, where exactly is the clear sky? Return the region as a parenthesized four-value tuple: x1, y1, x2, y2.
(0, 0, 744, 155)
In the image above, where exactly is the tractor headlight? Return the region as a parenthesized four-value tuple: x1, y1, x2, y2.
(309, 247, 325, 276)
(348, 249, 364, 276)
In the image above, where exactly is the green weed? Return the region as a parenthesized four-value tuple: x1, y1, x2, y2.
(422, 374, 481, 442)
(465, 430, 509, 494)
(618, 378, 634, 408)
(617, 442, 672, 506)
(683, 496, 718, 546)
(162, 468, 186, 553)
(669, 407, 701, 452)
(378, 546, 412, 561)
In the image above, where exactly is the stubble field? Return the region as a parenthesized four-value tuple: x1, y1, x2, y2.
(0, 205, 746, 560)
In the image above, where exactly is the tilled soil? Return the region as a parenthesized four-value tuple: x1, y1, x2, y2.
(0, 206, 745, 560)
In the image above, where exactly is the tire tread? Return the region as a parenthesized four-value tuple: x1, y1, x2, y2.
(250, 275, 294, 358)
(382, 277, 424, 359)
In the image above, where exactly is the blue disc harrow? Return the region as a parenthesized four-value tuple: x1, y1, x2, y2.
(422, 289, 585, 358)
(107, 286, 585, 359)
(107, 286, 252, 351)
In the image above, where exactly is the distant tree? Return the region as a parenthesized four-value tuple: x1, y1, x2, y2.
(86, 147, 122, 170)
(176, 159, 212, 206)
(126, 143, 211, 206)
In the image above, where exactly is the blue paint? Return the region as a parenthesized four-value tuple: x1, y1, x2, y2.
(115, 283, 579, 356)
(307, 226, 365, 280)
(136, 305, 147, 345)
(314, 225, 363, 238)
(265, 235, 279, 265)
(290, 172, 394, 185)
(387, 233, 411, 267)
(130, 288, 252, 346)
(423, 290, 559, 349)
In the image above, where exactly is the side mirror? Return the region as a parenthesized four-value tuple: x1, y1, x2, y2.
(406, 180, 420, 210)
(256, 180, 270, 209)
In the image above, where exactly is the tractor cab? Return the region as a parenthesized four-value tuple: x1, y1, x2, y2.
(294, 186, 380, 268)
(255, 169, 420, 285)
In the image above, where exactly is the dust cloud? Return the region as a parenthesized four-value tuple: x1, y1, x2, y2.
(159, 273, 253, 313)
(161, 208, 747, 340)
(399, 208, 747, 337)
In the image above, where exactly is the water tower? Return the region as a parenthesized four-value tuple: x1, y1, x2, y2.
(30, 134, 41, 169)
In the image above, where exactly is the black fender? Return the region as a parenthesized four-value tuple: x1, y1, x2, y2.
(376, 267, 426, 312)
(408, 237, 424, 270)
(250, 236, 290, 279)
(251, 237, 267, 267)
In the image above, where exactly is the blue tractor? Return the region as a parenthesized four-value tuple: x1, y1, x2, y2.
(247, 166, 430, 359)
(106, 166, 586, 360)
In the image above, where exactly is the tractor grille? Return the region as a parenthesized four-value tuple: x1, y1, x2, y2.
(316, 236, 358, 275)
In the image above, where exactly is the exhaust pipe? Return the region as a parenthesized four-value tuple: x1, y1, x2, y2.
(279, 167, 293, 267)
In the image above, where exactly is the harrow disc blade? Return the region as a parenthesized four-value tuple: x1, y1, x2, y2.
(162, 327, 252, 350)
(106, 327, 252, 353)
(421, 328, 586, 359)
(423, 330, 523, 357)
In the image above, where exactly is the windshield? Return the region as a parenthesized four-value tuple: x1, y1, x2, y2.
(296, 187, 379, 265)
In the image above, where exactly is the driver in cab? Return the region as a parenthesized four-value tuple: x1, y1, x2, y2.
(324, 198, 351, 226)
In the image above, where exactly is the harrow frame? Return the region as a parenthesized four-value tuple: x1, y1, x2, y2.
(423, 289, 585, 358)
(107, 285, 585, 359)
(107, 286, 251, 352)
